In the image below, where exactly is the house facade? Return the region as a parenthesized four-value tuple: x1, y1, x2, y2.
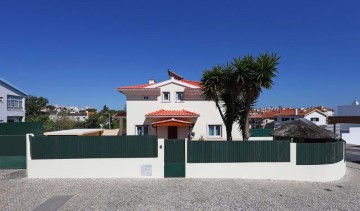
(252, 107, 332, 129)
(0, 78, 27, 123)
(336, 100, 360, 144)
(117, 71, 242, 140)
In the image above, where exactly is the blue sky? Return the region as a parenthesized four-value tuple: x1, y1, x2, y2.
(1, 0, 359, 111)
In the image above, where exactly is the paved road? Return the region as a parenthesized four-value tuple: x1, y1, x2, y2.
(346, 144, 360, 164)
(1, 163, 360, 211)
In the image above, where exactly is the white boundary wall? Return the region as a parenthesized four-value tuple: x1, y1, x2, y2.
(26, 134, 165, 178)
(185, 142, 346, 182)
(27, 135, 346, 181)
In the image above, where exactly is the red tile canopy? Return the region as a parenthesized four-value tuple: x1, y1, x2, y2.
(145, 109, 199, 117)
(151, 118, 193, 127)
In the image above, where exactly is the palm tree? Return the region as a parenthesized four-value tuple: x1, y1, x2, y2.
(201, 65, 240, 141)
(233, 53, 280, 140)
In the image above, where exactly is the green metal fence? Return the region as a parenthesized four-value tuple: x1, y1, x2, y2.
(164, 139, 185, 177)
(0, 122, 44, 136)
(296, 140, 345, 165)
(250, 129, 273, 137)
(31, 135, 158, 159)
(0, 135, 26, 169)
(187, 141, 290, 163)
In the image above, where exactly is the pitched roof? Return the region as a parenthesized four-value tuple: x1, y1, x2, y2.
(145, 109, 199, 117)
(117, 70, 201, 90)
(0, 78, 27, 96)
(253, 108, 328, 119)
(118, 84, 153, 89)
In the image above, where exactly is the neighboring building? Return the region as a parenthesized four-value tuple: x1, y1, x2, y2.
(251, 107, 333, 129)
(337, 100, 360, 132)
(117, 70, 242, 140)
(48, 111, 89, 122)
(336, 100, 360, 144)
(0, 78, 27, 123)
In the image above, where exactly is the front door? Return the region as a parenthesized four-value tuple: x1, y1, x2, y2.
(168, 126, 178, 139)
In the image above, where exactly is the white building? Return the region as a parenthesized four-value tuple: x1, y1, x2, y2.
(117, 71, 242, 140)
(337, 100, 360, 145)
(48, 111, 89, 122)
(0, 78, 27, 123)
(252, 107, 331, 129)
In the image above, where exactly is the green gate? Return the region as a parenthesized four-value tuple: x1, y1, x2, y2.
(164, 139, 185, 178)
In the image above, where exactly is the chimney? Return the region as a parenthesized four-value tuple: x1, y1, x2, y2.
(294, 108, 298, 116)
(149, 79, 156, 84)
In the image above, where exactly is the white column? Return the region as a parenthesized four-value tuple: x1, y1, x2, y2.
(290, 143, 297, 165)
(26, 133, 34, 175)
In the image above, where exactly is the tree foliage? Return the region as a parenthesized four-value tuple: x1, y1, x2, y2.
(26, 95, 48, 117)
(201, 53, 280, 140)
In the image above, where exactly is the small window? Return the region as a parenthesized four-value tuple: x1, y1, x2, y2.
(143, 96, 149, 100)
(282, 118, 290, 121)
(162, 92, 170, 102)
(208, 125, 222, 137)
(176, 92, 184, 102)
(136, 125, 149, 135)
(311, 117, 319, 122)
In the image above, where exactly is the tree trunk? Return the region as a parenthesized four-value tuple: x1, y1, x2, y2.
(243, 116, 250, 141)
(226, 123, 233, 141)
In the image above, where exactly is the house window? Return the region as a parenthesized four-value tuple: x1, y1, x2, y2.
(208, 125, 222, 137)
(282, 118, 290, 121)
(162, 92, 170, 102)
(310, 117, 319, 122)
(136, 125, 149, 135)
(7, 95, 23, 109)
(143, 96, 149, 100)
(176, 92, 184, 102)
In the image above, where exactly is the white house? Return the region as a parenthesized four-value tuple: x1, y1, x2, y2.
(117, 71, 242, 140)
(251, 107, 331, 129)
(0, 78, 27, 123)
(48, 111, 89, 122)
(336, 100, 360, 145)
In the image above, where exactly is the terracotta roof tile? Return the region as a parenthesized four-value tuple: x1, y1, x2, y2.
(146, 109, 199, 117)
(253, 108, 328, 119)
(179, 79, 201, 87)
(118, 79, 201, 90)
(118, 84, 152, 89)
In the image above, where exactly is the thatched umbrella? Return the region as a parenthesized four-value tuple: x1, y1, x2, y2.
(271, 118, 337, 142)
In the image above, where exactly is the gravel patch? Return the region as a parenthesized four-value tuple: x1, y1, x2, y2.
(0, 164, 360, 210)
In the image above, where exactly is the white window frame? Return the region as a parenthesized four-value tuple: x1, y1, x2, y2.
(7, 95, 23, 108)
(207, 124, 222, 138)
(162, 92, 170, 102)
(136, 125, 149, 135)
(175, 92, 184, 102)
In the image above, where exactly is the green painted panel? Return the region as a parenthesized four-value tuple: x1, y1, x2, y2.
(250, 129, 273, 137)
(31, 135, 158, 159)
(0, 136, 26, 156)
(296, 140, 345, 165)
(164, 139, 185, 178)
(164, 139, 185, 163)
(187, 141, 290, 163)
(164, 163, 185, 178)
(0, 156, 26, 169)
(0, 122, 44, 136)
